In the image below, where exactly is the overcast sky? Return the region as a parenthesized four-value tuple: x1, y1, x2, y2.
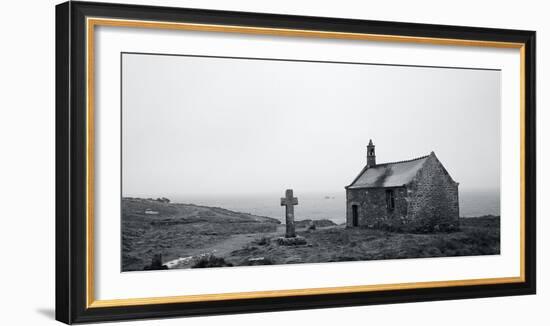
(122, 53, 500, 198)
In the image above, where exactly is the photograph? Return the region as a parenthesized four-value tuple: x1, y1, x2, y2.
(121, 52, 501, 272)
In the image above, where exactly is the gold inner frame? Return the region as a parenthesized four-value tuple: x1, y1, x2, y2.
(85, 17, 527, 309)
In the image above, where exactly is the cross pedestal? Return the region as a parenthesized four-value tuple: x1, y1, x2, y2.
(280, 189, 298, 238)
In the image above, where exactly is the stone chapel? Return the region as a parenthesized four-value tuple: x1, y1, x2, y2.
(345, 140, 460, 232)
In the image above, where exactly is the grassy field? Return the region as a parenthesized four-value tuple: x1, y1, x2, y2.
(122, 198, 499, 271)
(122, 198, 280, 271)
(225, 216, 500, 266)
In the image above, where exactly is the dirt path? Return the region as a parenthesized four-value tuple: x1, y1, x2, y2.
(166, 225, 286, 269)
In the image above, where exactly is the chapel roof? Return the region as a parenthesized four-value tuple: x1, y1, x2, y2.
(346, 154, 430, 189)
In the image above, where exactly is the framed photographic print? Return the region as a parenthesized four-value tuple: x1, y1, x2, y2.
(55, 1, 536, 324)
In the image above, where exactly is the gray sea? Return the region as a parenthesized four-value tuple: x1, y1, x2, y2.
(171, 189, 500, 224)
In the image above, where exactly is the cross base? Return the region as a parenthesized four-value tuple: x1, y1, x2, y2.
(276, 236, 307, 246)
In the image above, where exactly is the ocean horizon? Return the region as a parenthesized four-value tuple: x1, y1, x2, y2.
(152, 189, 500, 224)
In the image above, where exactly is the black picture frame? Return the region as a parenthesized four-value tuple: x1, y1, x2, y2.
(56, 1, 536, 324)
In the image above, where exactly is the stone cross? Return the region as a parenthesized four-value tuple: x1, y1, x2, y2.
(280, 189, 298, 238)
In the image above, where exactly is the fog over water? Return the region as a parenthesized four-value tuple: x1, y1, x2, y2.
(162, 189, 500, 224)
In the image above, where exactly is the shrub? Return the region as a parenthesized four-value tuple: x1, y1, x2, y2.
(254, 237, 271, 246)
(192, 255, 233, 268)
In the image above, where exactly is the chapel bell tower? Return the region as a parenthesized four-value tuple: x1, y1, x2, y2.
(367, 139, 376, 167)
